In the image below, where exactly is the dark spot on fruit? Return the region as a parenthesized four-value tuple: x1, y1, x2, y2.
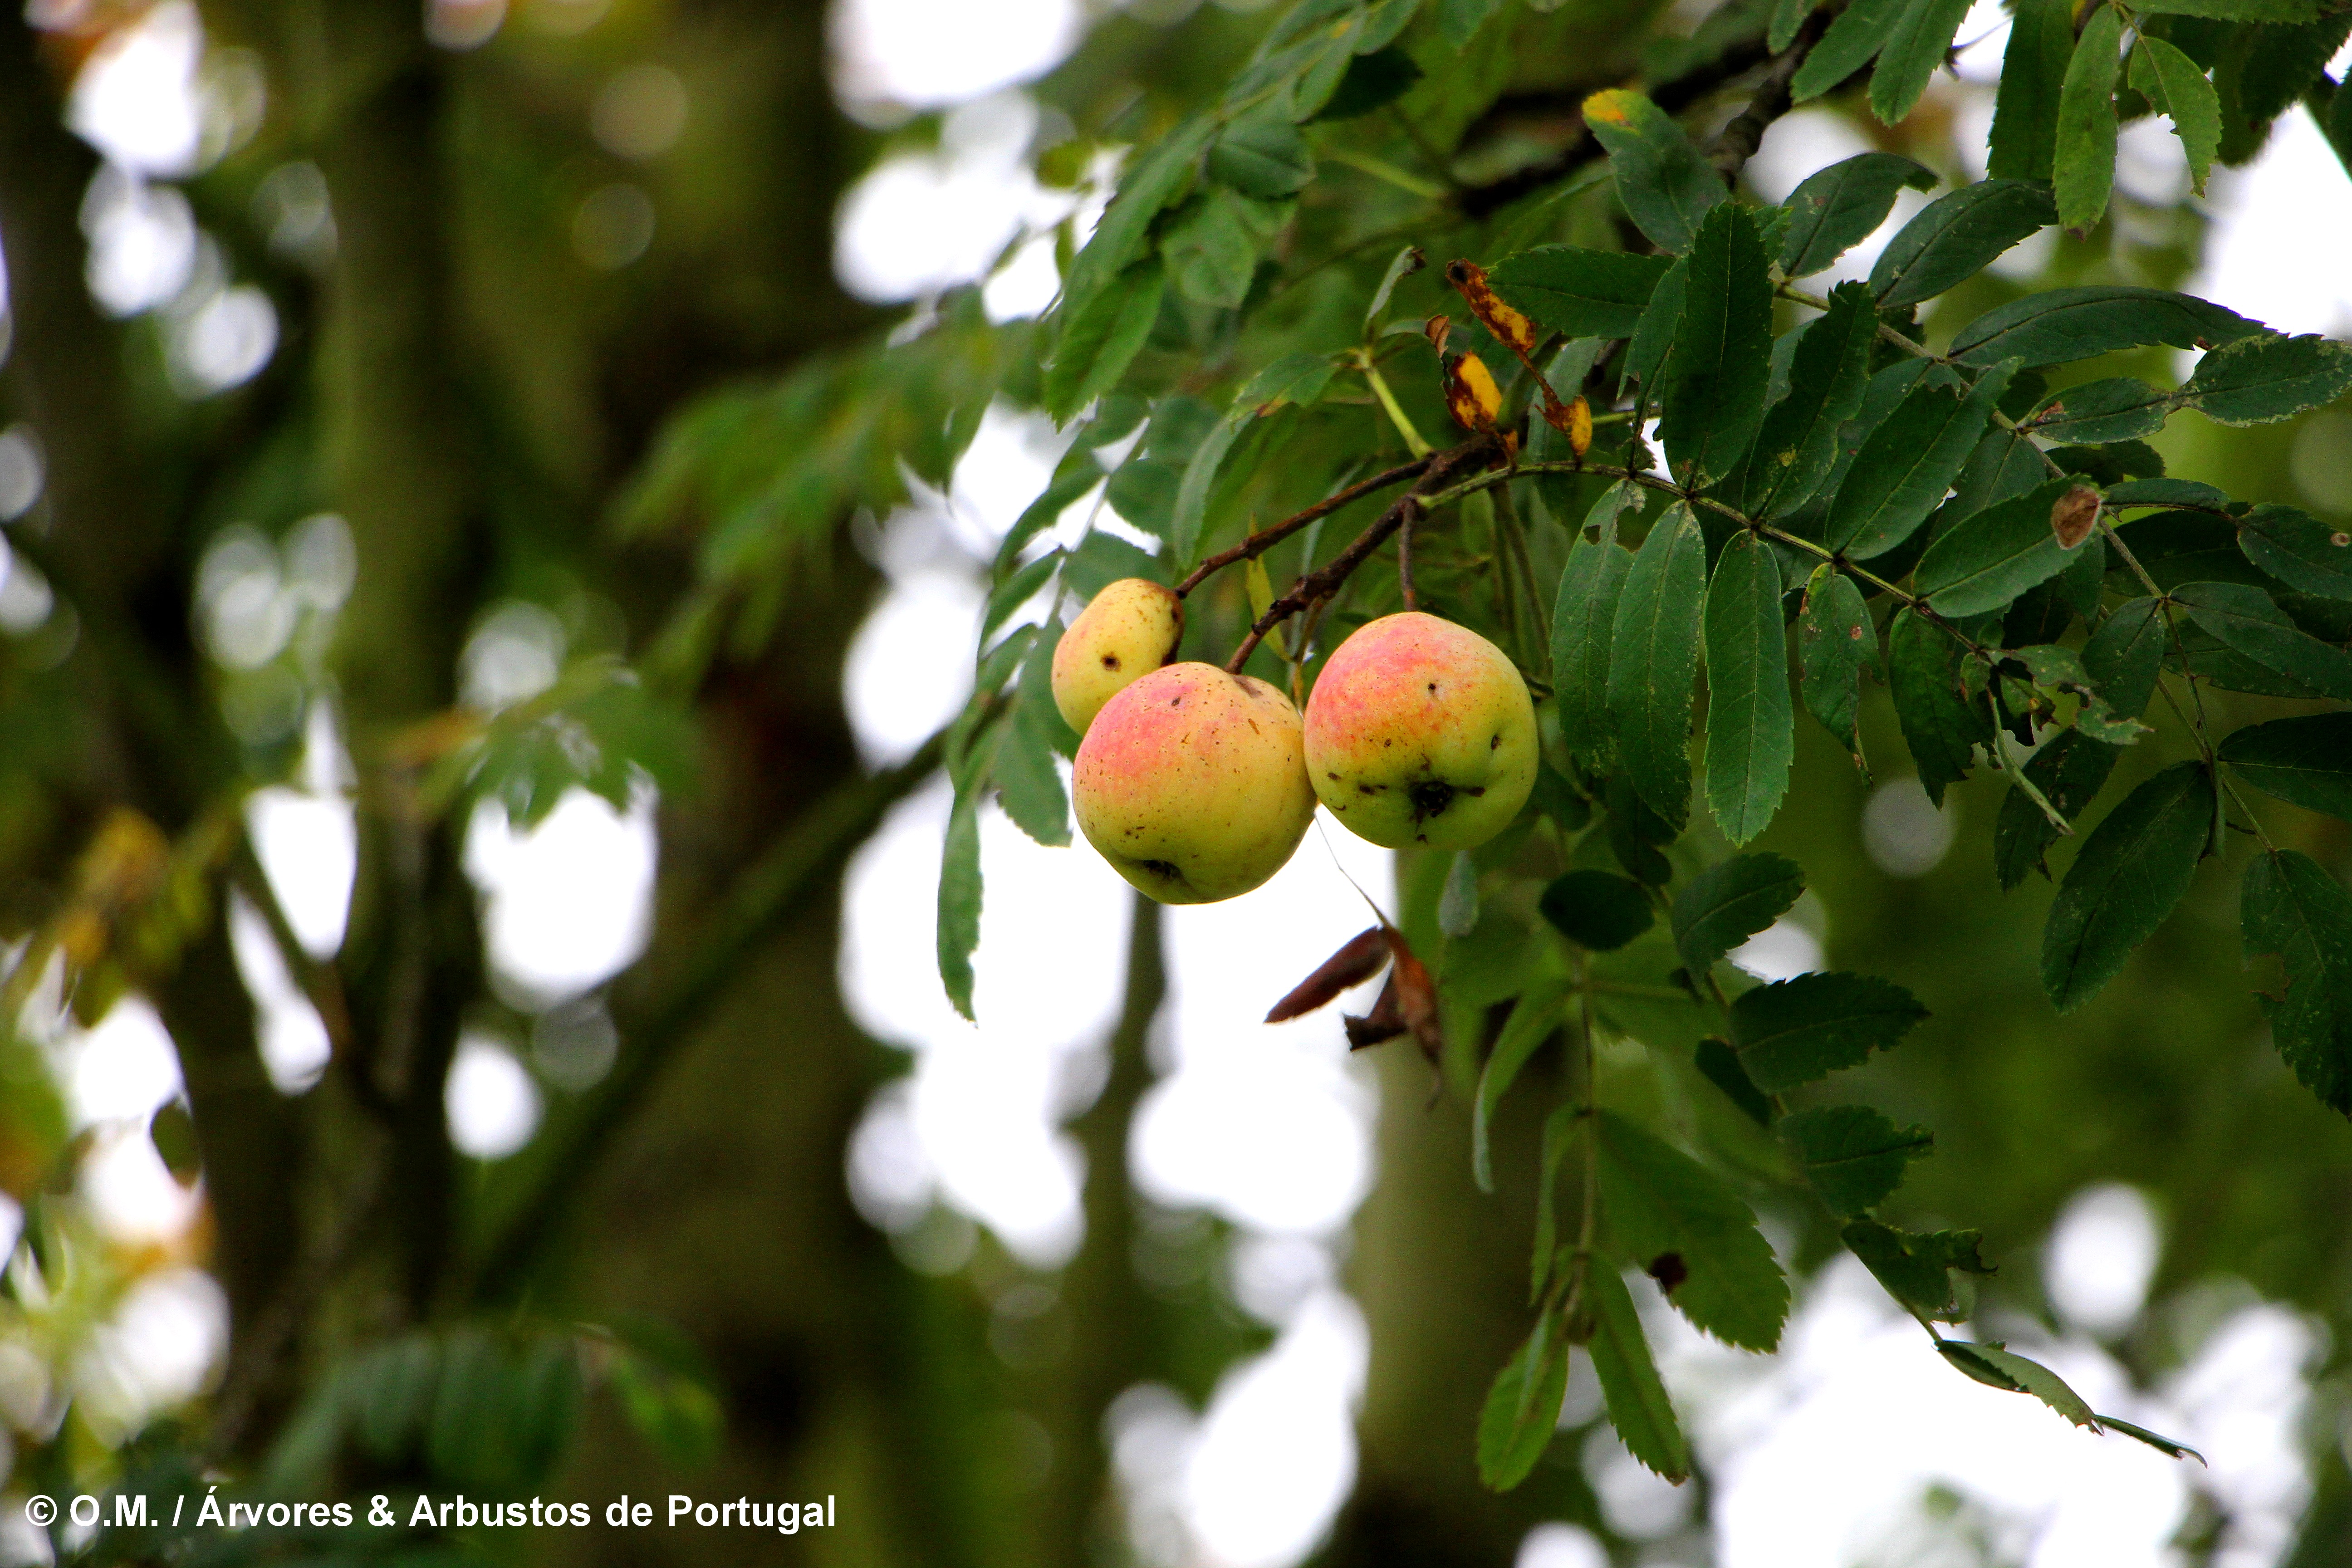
(1647, 1253, 1688, 1292)
(1426, 682, 1438, 695)
(1408, 780, 1456, 819)
(1490, 734, 1501, 749)
(1326, 772, 1341, 781)
(1138, 859, 1181, 881)
(1102, 654, 1121, 670)
(1357, 783, 1383, 795)
(1170, 697, 1181, 706)
(1465, 786, 1485, 797)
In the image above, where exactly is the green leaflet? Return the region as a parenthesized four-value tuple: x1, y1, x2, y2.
(1994, 729, 2120, 889)
(1791, 0, 1908, 102)
(1585, 1261, 1690, 1482)
(2053, 5, 2122, 235)
(1623, 255, 1688, 403)
(2129, 35, 2220, 195)
(1438, 0, 1504, 48)
(1746, 281, 1877, 520)
(1662, 204, 1774, 488)
(2106, 477, 2240, 513)
(1828, 364, 2013, 560)
(1703, 532, 1794, 844)
(1476, 1316, 1569, 1490)
(1916, 476, 2089, 617)
(1887, 607, 1988, 804)
(1593, 1110, 1789, 1351)
(2185, 334, 2352, 427)
(1728, 970, 1929, 1094)
(2041, 761, 2216, 1013)
(1583, 88, 1729, 255)
(1532, 1106, 1577, 1301)
(1044, 258, 1167, 423)
(2082, 595, 2166, 718)
(1671, 851, 1804, 975)
(1170, 418, 1245, 567)
(1988, 0, 2074, 180)
(1779, 155, 1937, 278)
(937, 790, 983, 1021)
(1540, 869, 1657, 952)
(1209, 113, 1315, 196)
(2176, 581, 2352, 698)
(1798, 565, 1874, 768)
(1607, 507, 1708, 828)
(1163, 187, 1268, 309)
(1950, 425, 2055, 519)
(983, 551, 1065, 643)
(1768, 0, 1813, 49)
(1780, 1104, 1933, 1215)
(1473, 976, 1573, 1192)
(1950, 285, 2264, 369)
(2135, 0, 2320, 18)
(1551, 483, 1643, 773)
(1487, 247, 1676, 338)
(1936, 1343, 2097, 1428)
(1842, 1219, 1988, 1320)
(1060, 118, 1215, 326)
(2238, 505, 2352, 599)
(2220, 715, 2352, 820)
(2022, 377, 2178, 445)
(1871, 0, 1975, 124)
(2240, 849, 2352, 1116)
(1695, 1036, 1773, 1124)
(1868, 181, 2056, 310)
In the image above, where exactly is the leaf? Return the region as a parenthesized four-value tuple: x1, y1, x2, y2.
(2219, 715, 2352, 821)
(937, 792, 983, 1021)
(2185, 333, 2352, 426)
(1363, 243, 1427, 335)
(1210, 113, 1315, 197)
(1950, 285, 2264, 369)
(2097, 1416, 2208, 1464)
(1745, 283, 1878, 520)
(1044, 258, 1167, 423)
(1778, 154, 1938, 278)
(1234, 350, 1339, 417)
(2129, 35, 2220, 195)
(1769, 0, 1813, 50)
(1163, 188, 1263, 309)
(2176, 581, 2352, 699)
(1799, 564, 1875, 767)
(1533, 1107, 1576, 1300)
(1169, 419, 1245, 568)
(2053, 4, 2122, 234)
(2107, 477, 2240, 512)
(1607, 507, 1708, 828)
(2081, 595, 2166, 717)
(2136, 0, 2319, 18)
(1266, 926, 1392, 1021)
(1728, 971, 1929, 1094)
(1695, 1037, 1773, 1125)
(1780, 1104, 1933, 1215)
(1828, 366, 2013, 560)
(1868, 181, 2056, 310)
(2022, 377, 2179, 445)
(1842, 1219, 1988, 1320)
(1540, 870, 1657, 952)
(2238, 505, 2352, 600)
(1702, 532, 1793, 844)
(1476, 1320, 1569, 1490)
(1593, 1110, 1789, 1351)
(1662, 204, 1774, 489)
(1487, 247, 1676, 338)
(1552, 485, 1642, 773)
(1439, 0, 1505, 48)
(997, 698, 1073, 849)
(1672, 852, 1804, 975)
(1987, 0, 2075, 180)
(1887, 607, 1989, 805)
(1994, 729, 2120, 889)
(1871, 0, 1975, 124)
(2240, 849, 2352, 1116)
(1791, 0, 1908, 102)
(1474, 976, 1573, 1191)
(1937, 1342, 2098, 1429)
(2041, 761, 2215, 1013)
(1622, 255, 1688, 402)
(1585, 1262, 1691, 1482)
(1581, 88, 1729, 255)
(1916, 476, 2091, 617)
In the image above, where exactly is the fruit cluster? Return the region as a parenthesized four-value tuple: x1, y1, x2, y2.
(1053, 578, 1537, 903)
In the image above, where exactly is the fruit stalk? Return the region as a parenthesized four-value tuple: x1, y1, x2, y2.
(1172, 455, 1435, 598)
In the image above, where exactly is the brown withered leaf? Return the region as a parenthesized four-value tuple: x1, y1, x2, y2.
(1444, 259, 1538, 361)
(1266, 926, 1392, 1023)
(1544, 392, 1593, 459)
(1444, 352, 1502, 433)
(1343, 971, 1407, 1050)
(1423, 314, 1452, 356)
(2050, 485, 2102, 549)
(1383, 926, 1445, 1067)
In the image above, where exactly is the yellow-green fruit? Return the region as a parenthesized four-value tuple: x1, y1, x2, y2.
(1303, 611, 1536, 850)
(1073, 662, 1317, 904)
(1051, 578, 1184, 735)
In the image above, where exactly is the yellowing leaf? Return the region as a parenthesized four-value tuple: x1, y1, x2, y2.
(1446, 352, 1503, 432)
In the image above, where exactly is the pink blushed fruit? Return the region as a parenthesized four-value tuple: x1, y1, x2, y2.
(1303, 611, 1536, 850)
(1073, 662, 1316, 904)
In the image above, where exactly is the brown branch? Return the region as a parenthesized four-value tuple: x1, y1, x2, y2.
(1225, 436, 1497, 673)
(1173, 456, 1434, 598)
(1708, 10, 1829, 180)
